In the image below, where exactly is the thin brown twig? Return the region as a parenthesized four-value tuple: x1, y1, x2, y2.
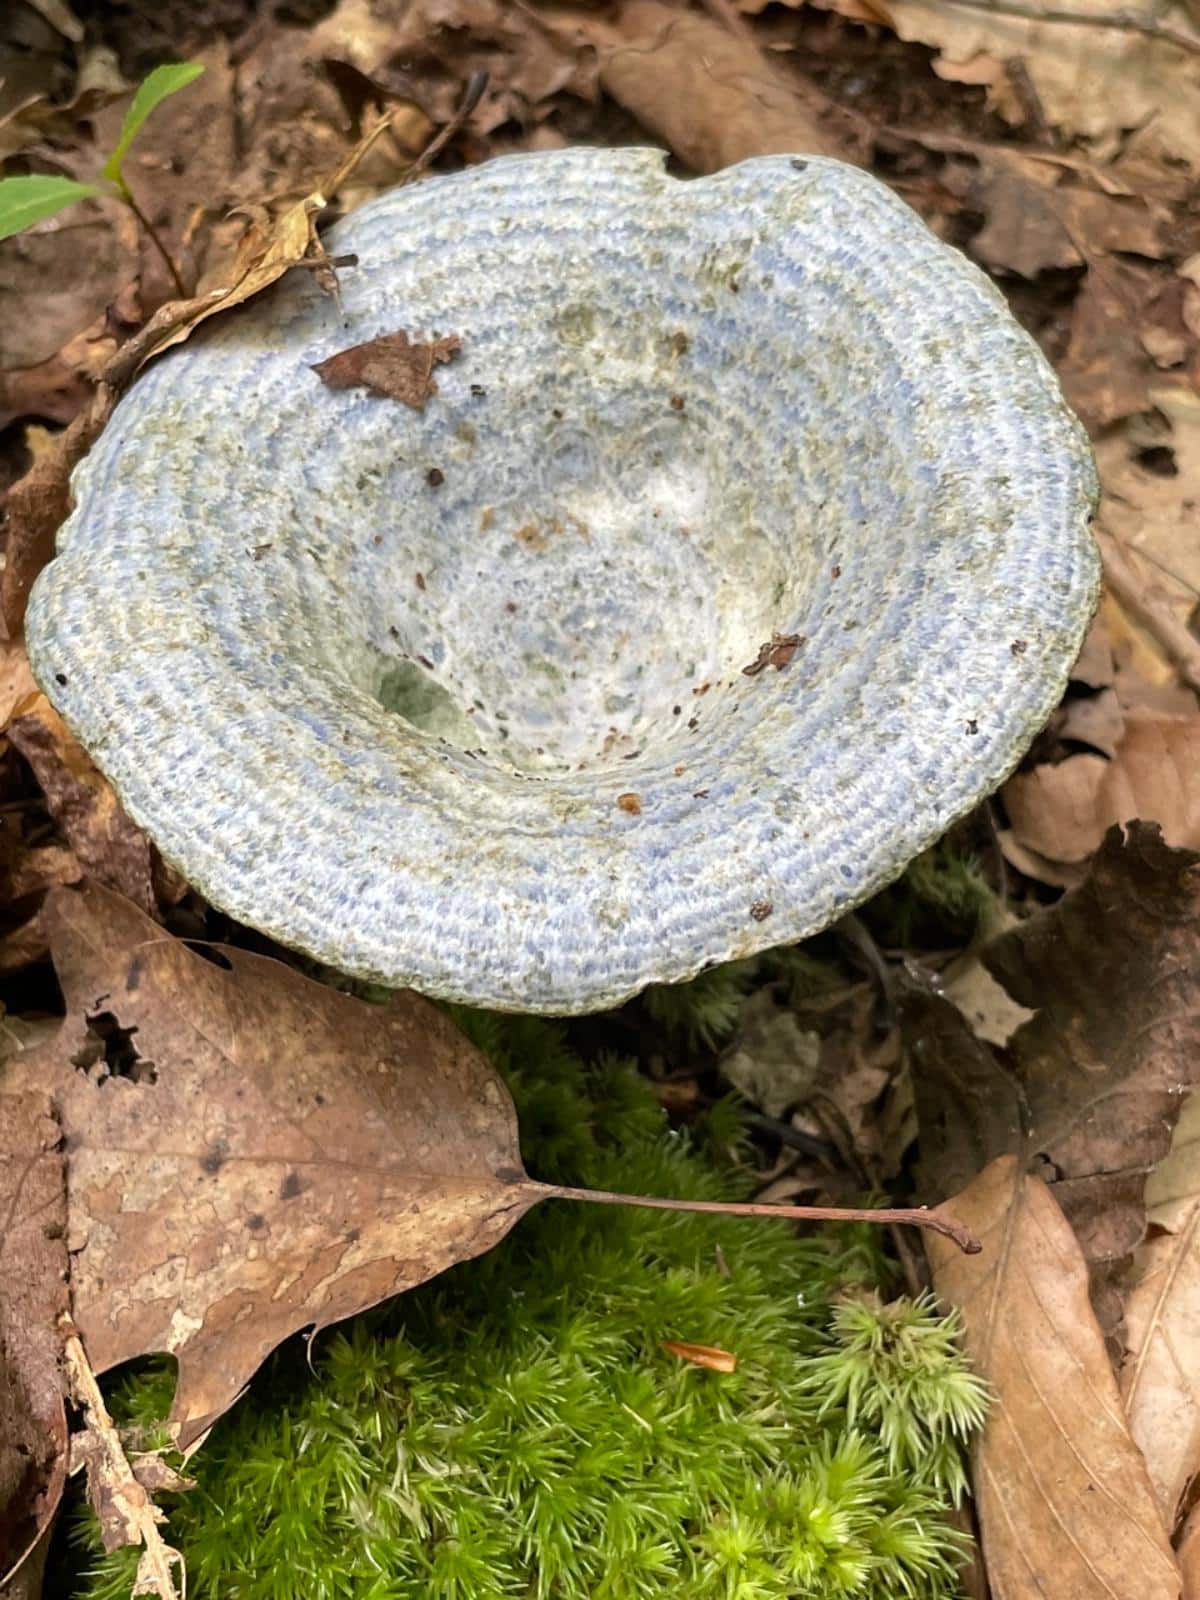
(893, 0, 1200, 57)
(402, 70, 489, 184)
(542, 1183, 982, 1253)
(324, 105, 404, 197)
(121, 187, 189, 300)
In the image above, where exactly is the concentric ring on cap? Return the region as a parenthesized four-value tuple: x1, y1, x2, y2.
(26, 148, 1099, 1012)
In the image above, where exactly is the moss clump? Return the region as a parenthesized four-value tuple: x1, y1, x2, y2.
(72, 1015, 984, 1600)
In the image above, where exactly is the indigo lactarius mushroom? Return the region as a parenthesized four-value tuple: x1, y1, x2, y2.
(26, 148, 1099, 1013)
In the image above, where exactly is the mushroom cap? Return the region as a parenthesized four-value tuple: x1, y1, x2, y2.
(27, 148, 1098, 1013)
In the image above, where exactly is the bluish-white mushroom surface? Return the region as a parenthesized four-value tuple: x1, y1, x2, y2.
(26, 147, 1099, 1012)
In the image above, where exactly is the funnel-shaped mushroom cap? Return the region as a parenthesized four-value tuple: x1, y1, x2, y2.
(27, 148, 1098, 1012)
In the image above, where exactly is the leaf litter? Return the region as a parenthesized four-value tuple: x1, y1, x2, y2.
(4, 0, 1200, 1594)
(2, 883, 974, 1468)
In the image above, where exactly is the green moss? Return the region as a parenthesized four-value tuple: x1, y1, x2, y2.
(70, 1014, 983, 1600)
(641, 945, 845, 1054)
(864, 841, 996, 950)
(643, 960, 760, 1051)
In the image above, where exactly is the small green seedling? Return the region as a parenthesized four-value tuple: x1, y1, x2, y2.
(0, 63, 204, 294)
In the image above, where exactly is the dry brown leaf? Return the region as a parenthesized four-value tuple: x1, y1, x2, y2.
(312, 329, 462, 406)
(1072, 617, 1117, 689)
(1057, 685, 1124, 757)
(904, 979, 1024, 1199)
(0, 910, 52, 977)
(0, 638, 40, 730)
(0, 1092, 68, 1589)
(1092, 386, 1200, 692)
(928, 1156, 1180, 1600)
(941, 937, 1036, 1049)
(132, 193, 329, 370)
(661, 1340, 737, 1372)
(0, 201, 134, 425)
(1121, 1090, 1200, 1532)
(0, 48, 127, 164)
(0, 840, 81, 904)
(82, 35, 423, 312)
(4, 886, 976, 1451)
(0, 391, 110, 638)
(909, 823, 1200, 1334)
(316, 0, 591, 138)
(992, 825, 1196, 1286)
(1005, 710, 1200, 868)
(1058, 257, 1172, 430)
(8, 698, 155, 914)
(986, 824, 1200, 1306)
(998, 827, 1088, 887)
(577, 0, 842, 173)
(8, 883, 538, 1447)
(873, 0, 1200, 173)
(969, 154, 1168, 280)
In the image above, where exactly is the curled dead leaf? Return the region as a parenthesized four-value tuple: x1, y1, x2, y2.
(0, 390, 111, 638)
(969, 153, 1168, 280)
(661, 1340, 737, 1372)
(1004, 709, 1200, 873)
(313, 329, 462, 407)
(8, 697, 155, 914)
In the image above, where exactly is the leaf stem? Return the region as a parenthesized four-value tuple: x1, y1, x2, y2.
(541, 1184, 981, 1254)
(120, 184, 189, 300)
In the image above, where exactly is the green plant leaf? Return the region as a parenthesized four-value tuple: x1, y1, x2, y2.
(102, 62, 205, 187)
(0, 175, 101, 242)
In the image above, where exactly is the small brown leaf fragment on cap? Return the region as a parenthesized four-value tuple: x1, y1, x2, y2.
(661, 1340, 737, 1372)
(750, 900, 773, 922)
(741, 632, 804, 676)
(312, 330, 462, 409)
(617, 792, 642, 815)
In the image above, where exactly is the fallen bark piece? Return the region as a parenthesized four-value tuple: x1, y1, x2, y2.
(62, 1316, 182, 1599)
